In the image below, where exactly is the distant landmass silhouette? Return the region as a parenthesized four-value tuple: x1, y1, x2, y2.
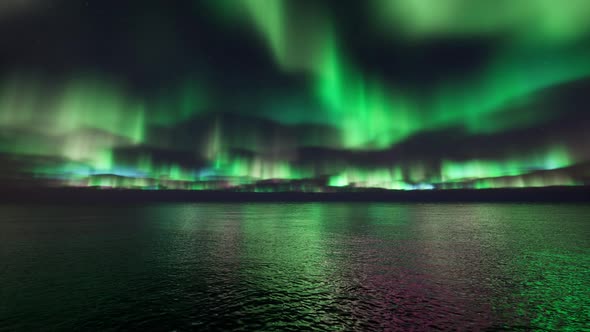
(1, 186, 588, 203)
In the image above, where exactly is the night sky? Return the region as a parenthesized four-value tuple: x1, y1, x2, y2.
(1, 0, 589, 190)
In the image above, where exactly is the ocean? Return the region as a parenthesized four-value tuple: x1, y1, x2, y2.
(1, 203, 588, 331)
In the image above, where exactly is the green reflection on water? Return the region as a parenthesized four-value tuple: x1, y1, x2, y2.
(0, 203, 588, 330)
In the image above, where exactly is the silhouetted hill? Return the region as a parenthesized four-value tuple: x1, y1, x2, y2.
(0, 186, 588, 204)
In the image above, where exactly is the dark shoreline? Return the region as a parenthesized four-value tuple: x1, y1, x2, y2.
(1, 186, 589, 203)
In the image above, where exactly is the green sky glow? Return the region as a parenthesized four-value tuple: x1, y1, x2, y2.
(373, 0, 590, 45)
(0, 1, 588, 190)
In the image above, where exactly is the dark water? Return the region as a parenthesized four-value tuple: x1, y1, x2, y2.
(0, 203, 588, 331)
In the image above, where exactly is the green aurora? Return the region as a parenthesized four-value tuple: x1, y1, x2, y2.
(0, 0, 589, 190)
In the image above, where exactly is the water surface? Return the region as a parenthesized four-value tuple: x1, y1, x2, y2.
(1, 203, 588, 331)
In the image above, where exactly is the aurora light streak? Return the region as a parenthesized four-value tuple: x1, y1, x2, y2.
(0, 0, 589, 191)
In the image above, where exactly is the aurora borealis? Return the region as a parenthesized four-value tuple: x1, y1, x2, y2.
(1, 0, 589, 191)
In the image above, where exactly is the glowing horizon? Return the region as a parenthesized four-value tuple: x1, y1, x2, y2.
(0, 0, 588, 191)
